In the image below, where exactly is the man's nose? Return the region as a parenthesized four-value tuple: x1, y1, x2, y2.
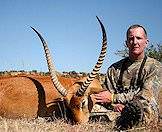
(133, 37, 138, 44)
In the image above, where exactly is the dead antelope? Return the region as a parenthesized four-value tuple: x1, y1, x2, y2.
(0, 16, 107, 123)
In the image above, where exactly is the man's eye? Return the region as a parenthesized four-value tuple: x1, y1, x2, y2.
(128, 38, 133, 41)
(136, 37, 142, 40)
(128, 36, 133, 39)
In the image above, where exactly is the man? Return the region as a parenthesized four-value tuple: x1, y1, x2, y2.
(92, 24, 162, 130)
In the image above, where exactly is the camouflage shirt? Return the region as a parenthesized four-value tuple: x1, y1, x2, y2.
(104, 56, 162, 124)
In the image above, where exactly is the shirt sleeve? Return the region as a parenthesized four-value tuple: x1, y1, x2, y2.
(134, 63, 162, 124)
(105, 67, 138, 104)
(106, 60, 162, 124)
(107, 63, 162, 105)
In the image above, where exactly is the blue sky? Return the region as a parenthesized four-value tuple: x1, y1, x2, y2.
(0, 0, 162, 73)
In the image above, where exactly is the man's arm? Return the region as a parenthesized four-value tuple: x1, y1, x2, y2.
(107, 63, 162, 105)
(115, 63, 161, 127)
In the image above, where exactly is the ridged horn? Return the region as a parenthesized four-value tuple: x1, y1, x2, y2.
(31, 27, 68, 96)
(76, 16, 107, 96)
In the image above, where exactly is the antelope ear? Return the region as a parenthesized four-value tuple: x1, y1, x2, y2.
(64, 96, 70, 105)
(64, 83, 80, 104)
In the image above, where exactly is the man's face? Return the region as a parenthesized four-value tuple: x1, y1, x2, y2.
(126, 27, 148, 58)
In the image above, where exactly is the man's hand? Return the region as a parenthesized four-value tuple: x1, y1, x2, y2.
(113, 104, 125, 112)
(92, 90, 112, 103)
(90, 91, 125, 113)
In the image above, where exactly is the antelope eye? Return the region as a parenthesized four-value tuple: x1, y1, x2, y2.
(81, 99, 88, 108)
(82, 101, 86, 107)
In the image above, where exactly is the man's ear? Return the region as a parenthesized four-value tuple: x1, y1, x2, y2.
(125, 40, 128, 47)
(145, 39, 149, 48)
(146, 39, 149, 44)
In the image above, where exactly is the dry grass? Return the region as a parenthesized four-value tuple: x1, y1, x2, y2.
(0, 117, 114, 132)
(0, 117, 156, 132)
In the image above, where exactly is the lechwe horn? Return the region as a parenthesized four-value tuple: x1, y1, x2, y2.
(76, 16, 107, 96)
(31, 27, 68, 96)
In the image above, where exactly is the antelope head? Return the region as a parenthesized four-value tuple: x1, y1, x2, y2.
(31, 16, 107, 123)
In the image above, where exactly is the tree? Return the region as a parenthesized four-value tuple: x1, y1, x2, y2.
(115, 43, 162, 62)
(145, 44, 162, 62)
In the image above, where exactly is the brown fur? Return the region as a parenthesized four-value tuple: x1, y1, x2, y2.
(0, 74, 103, 123)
